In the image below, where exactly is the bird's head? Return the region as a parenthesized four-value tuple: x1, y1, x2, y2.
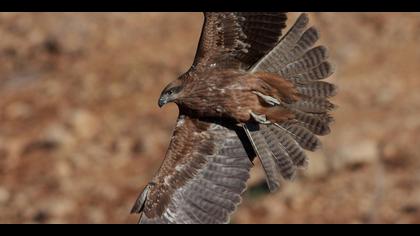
(158, 79, 184, 108)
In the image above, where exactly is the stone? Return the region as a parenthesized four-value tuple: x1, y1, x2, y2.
(69, 109, 99, 140)
(335, 140, 379, 168)
(0, 187, 11, 204)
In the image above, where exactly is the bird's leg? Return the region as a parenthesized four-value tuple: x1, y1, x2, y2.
(250, 111, 271, 125)
(252, 91, 280, 106)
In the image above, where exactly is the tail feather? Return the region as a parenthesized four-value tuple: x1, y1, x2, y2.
(290, 27, 320, 60)
(280, 123, 321, 151)
(296, 81, 337, 98)
(261, 125, 297, 179)
(251, 13, 310, 72)
(244, 13, 336, 192)
(292, 109, 332, 135)
(280, 46, 329, 77)
(273, 13, 310, 60)
(243, 124, 282, 192)
(289, 61, 334, 83)
(244, 122, 313, 191)
(268, 125, 308, 167)
(289, 98, 336, 113)
(279, 27, 320, 67)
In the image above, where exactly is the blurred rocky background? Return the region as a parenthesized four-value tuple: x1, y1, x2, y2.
(0, 13, 419, 224)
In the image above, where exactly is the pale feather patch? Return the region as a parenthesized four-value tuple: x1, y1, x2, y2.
(252, 91, 280, 106)
(250, 111, 271, 124)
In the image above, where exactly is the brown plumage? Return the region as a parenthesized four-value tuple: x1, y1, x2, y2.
(132, 12, 336, 224)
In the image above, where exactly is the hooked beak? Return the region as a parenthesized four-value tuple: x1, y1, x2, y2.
(158, 95, 168, 108)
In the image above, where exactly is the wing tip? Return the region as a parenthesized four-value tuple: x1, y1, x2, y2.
(130, 183, 153, 215)
(130, 204, 142, 214)
(296, 13, 310, 27)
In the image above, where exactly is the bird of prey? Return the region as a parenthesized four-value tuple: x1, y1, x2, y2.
(131, 12, 336, 224)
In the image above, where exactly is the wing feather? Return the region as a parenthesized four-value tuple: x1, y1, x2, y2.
(133, 116, 253, 224)
(188, 12, 288, 74)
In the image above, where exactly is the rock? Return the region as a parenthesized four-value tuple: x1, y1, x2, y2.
(0, 148, 8, 160)
(48, 198, 76, 218)
(87, 207, 106, 223)
(42, 36, 61, 55)
(131, 139, 144, 155)
(69, 109, 99, 140)
(0, 187, 11, 204)
(32, 210, 49, 223)
(21, 139, 59, 155)
(335, 140, 379, 168)
(44, 123, 76, 150)
(55, 160, 72, 178)
(5, 101, 32, 120)
(304, 152, 330, 178)
(380, 141, 411, 169)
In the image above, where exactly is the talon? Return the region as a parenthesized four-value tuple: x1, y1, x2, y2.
(250, 111, 271, 124)
(252, 91, 280, 106)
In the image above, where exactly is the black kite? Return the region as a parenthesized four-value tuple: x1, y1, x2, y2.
(131, 12, 336, 224)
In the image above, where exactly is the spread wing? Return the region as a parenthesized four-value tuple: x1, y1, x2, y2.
(132, 12, 336, 224)
(131, 115, 253, 224)
(188, 12, 288, 73)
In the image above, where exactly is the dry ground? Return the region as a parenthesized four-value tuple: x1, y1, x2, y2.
(0, 13, 419, 223)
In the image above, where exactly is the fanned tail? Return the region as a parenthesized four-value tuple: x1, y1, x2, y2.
(245, 13, 336, 191)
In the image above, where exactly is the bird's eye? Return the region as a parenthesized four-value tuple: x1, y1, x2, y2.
(167, 90, 174, 95)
